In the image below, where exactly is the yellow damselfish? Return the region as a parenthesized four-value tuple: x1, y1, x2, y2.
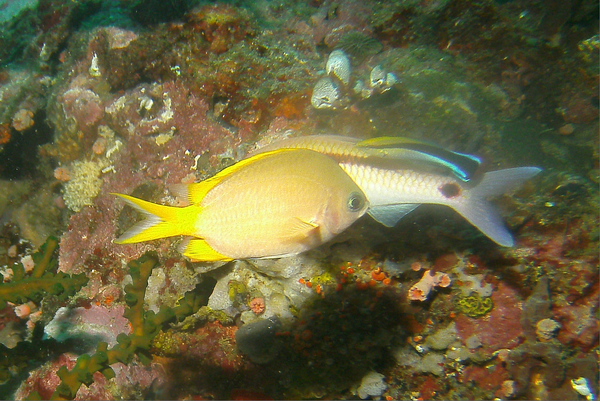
(113, 148, 368, 261)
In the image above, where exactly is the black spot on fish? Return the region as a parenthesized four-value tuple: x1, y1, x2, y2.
(439, 183, 461, 198)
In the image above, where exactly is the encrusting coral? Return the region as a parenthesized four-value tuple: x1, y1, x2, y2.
(48, 252, 215, 400)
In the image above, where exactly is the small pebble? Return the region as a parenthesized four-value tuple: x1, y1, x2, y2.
(54, 166, 71, 182)
(558, 123, 575, 135)
(92, 137, 107, 155)
(500, 380, 516, 398)
(536, 318, 561, 341)
(12, 109, 34, 131)
(7, 245, 17, 258)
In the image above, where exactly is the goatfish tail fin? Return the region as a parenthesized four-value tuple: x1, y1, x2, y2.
(450, 167, 542, 247)
(112, 193, 198, 243)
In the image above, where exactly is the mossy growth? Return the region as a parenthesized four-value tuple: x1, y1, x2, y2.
(309, 271, 336, 287)
(0, 236, 88, 310)
(178, 305, 235, 329)
(48, 252, 215, 400)
(228, 280, 247, 307)
(453, 293, 494, 318)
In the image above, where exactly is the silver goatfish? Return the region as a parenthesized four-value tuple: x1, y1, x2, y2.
(252, 135, 541, 247)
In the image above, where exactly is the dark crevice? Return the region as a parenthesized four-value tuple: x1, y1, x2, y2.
(0, 110, 54, 180)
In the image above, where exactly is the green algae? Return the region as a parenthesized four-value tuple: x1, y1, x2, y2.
(0, 236, 87, 396)
(0, 237, 87, 310)
(46, 252, 214, 400)
(453, 293, 494, 318)
(228, 280, 247, 305)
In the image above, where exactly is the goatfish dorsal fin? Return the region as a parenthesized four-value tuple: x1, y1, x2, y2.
(180, 149, 299, 204)
(356, 136, 481, 182)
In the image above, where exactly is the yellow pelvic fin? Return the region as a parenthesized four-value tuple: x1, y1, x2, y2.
(181, 238, 232, 262)
(112, 193, 198, 244)
(185, 149, 300, 204)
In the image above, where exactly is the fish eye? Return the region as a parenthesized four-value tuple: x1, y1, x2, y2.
(347, 192, 365, 212)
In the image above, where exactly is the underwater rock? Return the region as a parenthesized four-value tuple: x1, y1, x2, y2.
(424, 322, 457, 351)
(235, 316, 282, 364)
(44, 305, 130, 350)
(521, 276, 552, 339)
(61, 87, 104, 130)
(326, 49, 351, 86)
(356, 371, 387, 400)
(536, 318, 561, 342)
(334, 31, 382, 62)
(311, 77, 340, 109)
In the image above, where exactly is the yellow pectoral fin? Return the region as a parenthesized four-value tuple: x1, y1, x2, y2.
(280, 218, 320, 242)
(181, 238, 232, 262)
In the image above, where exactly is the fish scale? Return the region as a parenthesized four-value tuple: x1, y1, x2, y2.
(341, 162, 460, 205)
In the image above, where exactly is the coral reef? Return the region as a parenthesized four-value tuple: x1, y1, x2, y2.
(0, 0, 596, 399)
(17, 251, 214, 400)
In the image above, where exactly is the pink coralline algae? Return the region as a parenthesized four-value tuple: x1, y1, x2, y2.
(455, 282, 524, 356)
(59, 195, 157, 275)
(407, 270, 451, 302)
(553, 282, 599, 352)
(61, 87, 104, 130)
(58, 78, 250, 273)
(44, 304, 131, 347)
(104, 80, 241, 156)
(15, 352, 167, 400)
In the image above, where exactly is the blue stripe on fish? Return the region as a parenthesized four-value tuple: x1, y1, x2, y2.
(356, 137, 481, 182)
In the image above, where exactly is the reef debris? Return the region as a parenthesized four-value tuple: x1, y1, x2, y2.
(407, 270, 451, 302)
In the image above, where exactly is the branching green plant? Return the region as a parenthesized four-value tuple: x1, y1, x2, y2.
(50, 252, 214, 400)
(0, 237, 88, 309)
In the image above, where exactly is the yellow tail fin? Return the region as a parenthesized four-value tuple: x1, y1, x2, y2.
(112, 193, 198, 244)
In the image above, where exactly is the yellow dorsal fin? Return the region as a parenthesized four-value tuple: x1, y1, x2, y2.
(181, 238, 232, 262)
(185, 149, 298, 204)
